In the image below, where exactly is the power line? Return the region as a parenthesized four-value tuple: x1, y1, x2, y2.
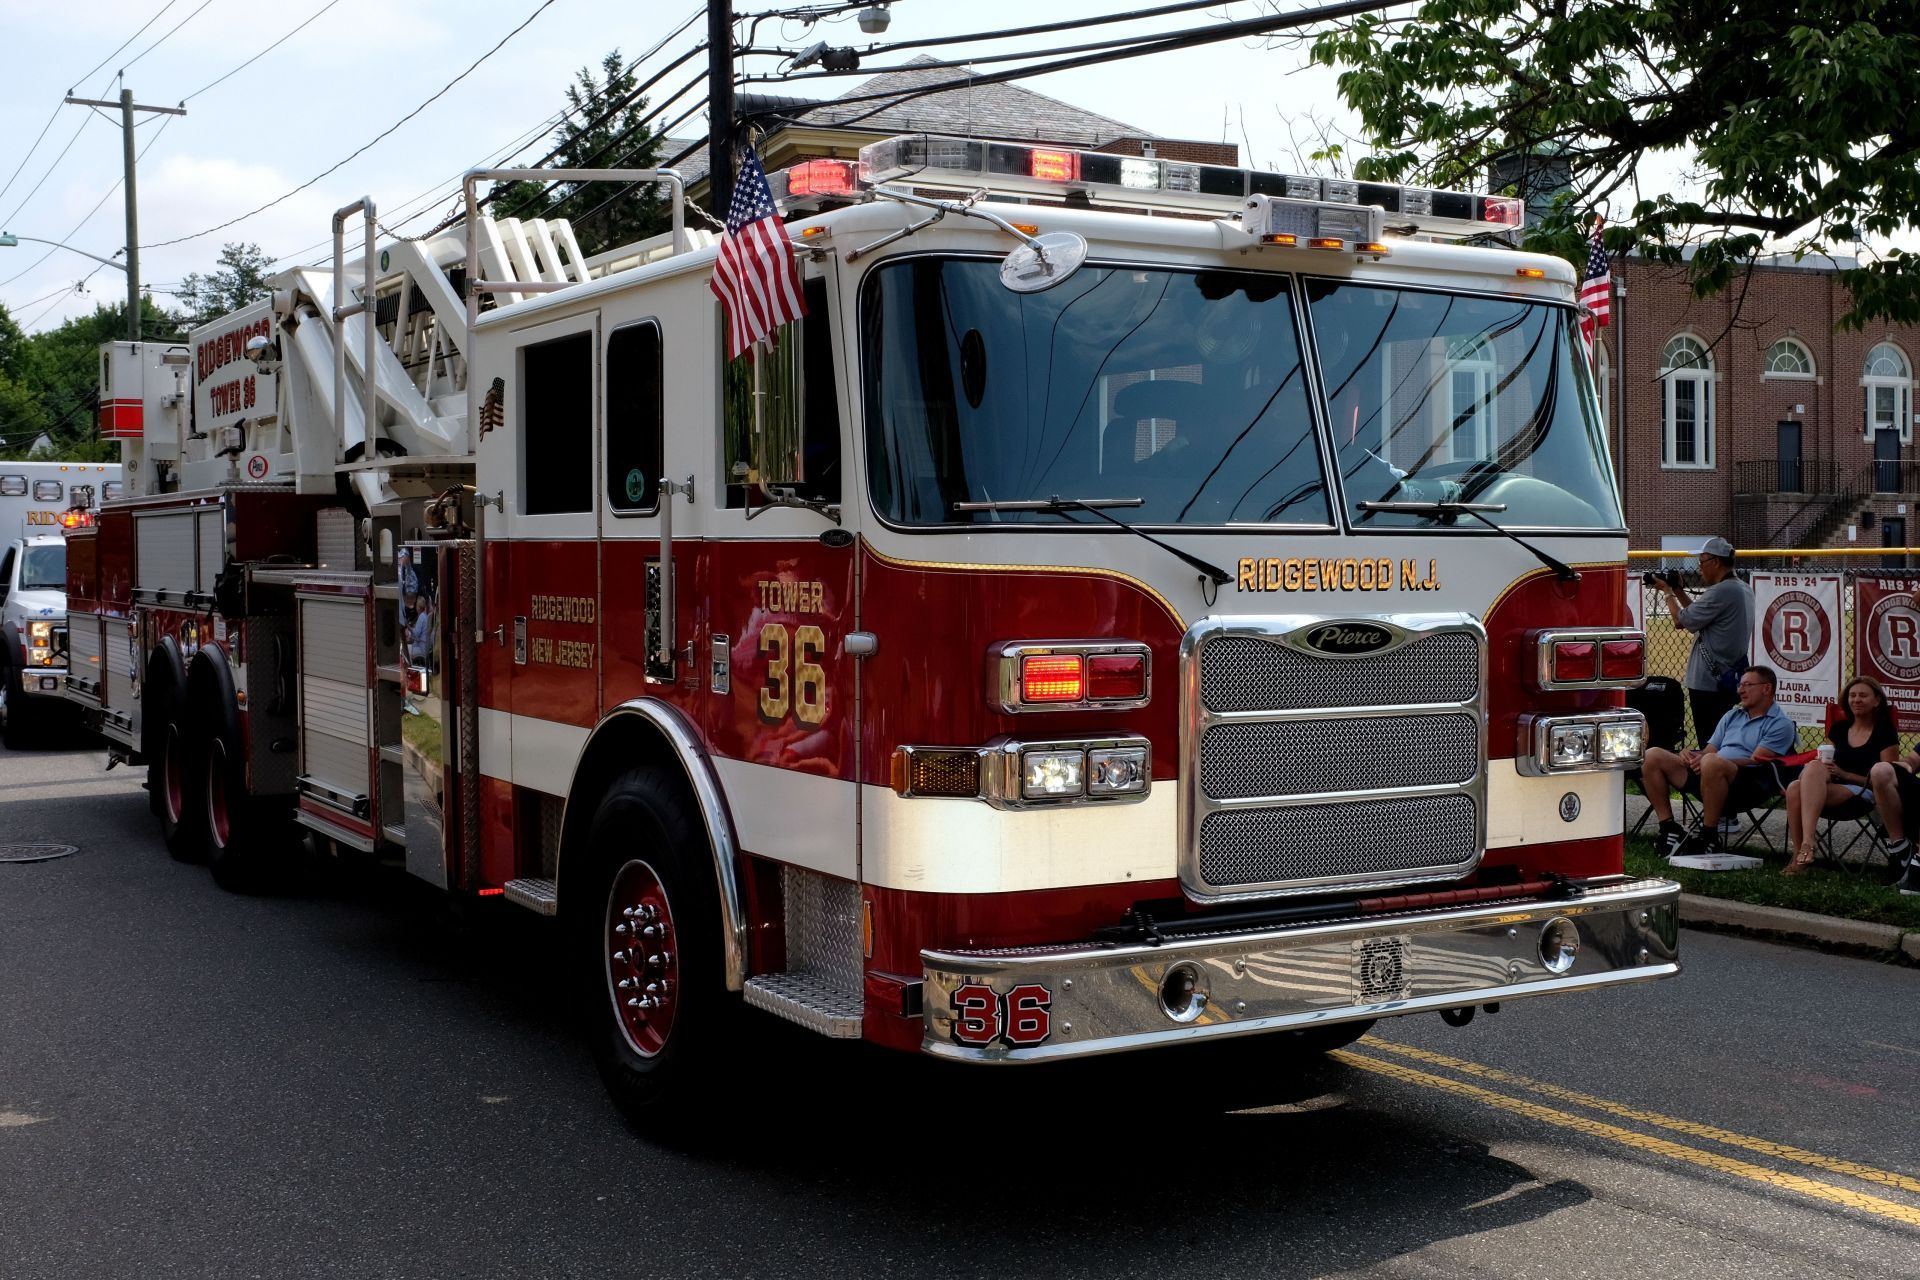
(183, 0, 349, 101)
(69, 0, 184, 89)
(2, 113, 96, 229)
(140, 0, 564, 252)
(0, 114, 176, 293)
(762, 0, 1408, 130)
(120, 0, 220, 75)
(0, 104, 67, 211)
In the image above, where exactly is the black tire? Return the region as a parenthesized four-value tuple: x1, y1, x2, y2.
(0, 662, 32, 749)
(570, 766, 735, 1134)
(145, 663, 205, 863)
(204, 721, 291, 891)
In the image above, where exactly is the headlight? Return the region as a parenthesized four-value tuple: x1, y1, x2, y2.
(29, 621, 53, 642)
(1021, 749, 1086, 798)
(1088, 745, 1149, 795)
(1549, 723, 1596, 768)
(1598, 719, 1644, 764)
(1519, 712, 1647, 776)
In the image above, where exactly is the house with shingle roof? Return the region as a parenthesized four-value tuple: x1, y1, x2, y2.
(673, 55, 1237, 203)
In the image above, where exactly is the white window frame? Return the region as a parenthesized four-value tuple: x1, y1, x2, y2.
(1660, 334, 1715, 470)
(1440, 341, 1497, 463)
(1862, 341, 1912, 445)
(1761, 337, 1816, 381)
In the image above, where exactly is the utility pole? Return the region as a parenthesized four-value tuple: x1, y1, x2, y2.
(63, 85, 186, 341)
(707, 0, 734, 222)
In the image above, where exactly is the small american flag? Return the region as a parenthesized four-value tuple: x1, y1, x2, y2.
(1579, 218, 1611, 347)
(709, 146, 806, 360)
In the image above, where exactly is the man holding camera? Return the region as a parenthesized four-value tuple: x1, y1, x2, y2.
(1647, 536, 1753, 741)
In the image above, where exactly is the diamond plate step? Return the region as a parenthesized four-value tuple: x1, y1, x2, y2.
(743, 972, 863, 1037)
(503, 877, 558, 915)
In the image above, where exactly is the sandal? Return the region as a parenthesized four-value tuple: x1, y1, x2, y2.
(1782, 845, 1817, 877)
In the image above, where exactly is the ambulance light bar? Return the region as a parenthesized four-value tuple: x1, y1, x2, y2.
(855, 134, 1525, 237)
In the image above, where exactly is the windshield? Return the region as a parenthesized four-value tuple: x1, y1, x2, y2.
(862, 259, 1329, 527)
(1309, 280, 1622, 529)
(20, 544, 66, 590)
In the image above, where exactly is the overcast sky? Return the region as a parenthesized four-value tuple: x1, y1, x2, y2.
(0, 0, 1369, 333)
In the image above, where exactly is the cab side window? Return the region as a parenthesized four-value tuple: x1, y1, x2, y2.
(522, 332, 594, 516)
(605, 321, 664, 514)
(720, 277, 841, 507)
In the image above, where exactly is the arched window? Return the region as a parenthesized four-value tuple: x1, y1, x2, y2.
(1863, 342, 1912, 444)
(1661, 335, 1714, 468)
(1763, 338, 1816, 379)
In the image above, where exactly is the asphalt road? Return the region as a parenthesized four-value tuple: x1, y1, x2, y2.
(3, 740, 1919, 1279)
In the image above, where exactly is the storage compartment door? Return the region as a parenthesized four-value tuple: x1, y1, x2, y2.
(297, 594, 374, 829)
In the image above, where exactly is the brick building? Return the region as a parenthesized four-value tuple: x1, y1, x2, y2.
(1601, 255, 1920, 553)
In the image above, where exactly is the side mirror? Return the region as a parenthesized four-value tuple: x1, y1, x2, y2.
(999, 231, 1088, 294)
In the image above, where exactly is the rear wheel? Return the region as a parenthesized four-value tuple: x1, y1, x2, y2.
(147, 673, 205, 862)
(204, 730, 290, 891)
(571, 766, 734, 1133)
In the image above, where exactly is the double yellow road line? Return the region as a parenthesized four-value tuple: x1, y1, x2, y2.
(1334, 1040, 1920, 1228)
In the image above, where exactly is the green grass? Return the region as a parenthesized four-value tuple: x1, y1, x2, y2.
(1627, 834, 1920, 930)
(400, 706, 444, 764)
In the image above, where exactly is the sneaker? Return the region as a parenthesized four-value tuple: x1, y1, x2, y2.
(1656, 821, 1688, 859)
(1882, 837, 1912, 868)
(1672, 829, 1719, 859)
(1896, 859, 1920, 897)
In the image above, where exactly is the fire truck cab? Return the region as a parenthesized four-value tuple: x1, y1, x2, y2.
(77, 136, 1677, 1125)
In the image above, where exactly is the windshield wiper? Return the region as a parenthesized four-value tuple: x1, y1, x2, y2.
(953, 496, 1233, 586)
(1358, 500, 1580, 583)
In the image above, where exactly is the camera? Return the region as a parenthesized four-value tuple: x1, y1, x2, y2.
(1642, 569, 1683, 589)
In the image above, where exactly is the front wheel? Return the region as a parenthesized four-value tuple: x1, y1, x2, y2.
(0, 664, 31, 749)
(571, 766, 734, 1134)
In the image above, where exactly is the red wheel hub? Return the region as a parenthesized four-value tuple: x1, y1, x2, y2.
(605, 860, 679, 1057)
(206, 739, 231, 849)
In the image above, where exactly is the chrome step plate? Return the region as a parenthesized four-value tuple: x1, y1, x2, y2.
(503, 877, 558, 915)
(744, 972, 863, 1038)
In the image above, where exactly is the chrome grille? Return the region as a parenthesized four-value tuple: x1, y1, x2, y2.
(1181, 615, 1486, 900)
(1200, 794, 1479, 886)
(1200, 631, 1479, 712)
(1200, 714, 1478, 799)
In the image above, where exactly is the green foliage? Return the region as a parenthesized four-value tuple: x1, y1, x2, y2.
(1306, 1, 1920, 327)
(174, 242, 276, 328)
(0, 298, 185, 460)
(486, 51, 668, 258)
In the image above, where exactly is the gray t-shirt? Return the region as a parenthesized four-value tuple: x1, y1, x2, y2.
(1678, 576, 1753, 692)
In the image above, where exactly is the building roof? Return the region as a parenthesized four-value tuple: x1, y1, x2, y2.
(673, 56, 1153, 186)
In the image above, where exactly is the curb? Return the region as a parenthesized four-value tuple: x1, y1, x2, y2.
(1680, 892, 1917, 961)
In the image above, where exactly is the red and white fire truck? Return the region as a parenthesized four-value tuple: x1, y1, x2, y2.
(67, 136, 1677, 1123)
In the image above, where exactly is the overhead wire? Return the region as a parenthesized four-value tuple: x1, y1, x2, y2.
(1, 114, 177, 293)
(182, 0, 350, 102)
(67, 0, 184, 90)
(119, 0, 221, 75)
(140, 0, 565, 251)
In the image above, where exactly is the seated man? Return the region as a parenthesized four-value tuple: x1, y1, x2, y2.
(1642, 664, 1797, 858)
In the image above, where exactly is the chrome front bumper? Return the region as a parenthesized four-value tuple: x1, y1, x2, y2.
(921, 877, 1680, 1062)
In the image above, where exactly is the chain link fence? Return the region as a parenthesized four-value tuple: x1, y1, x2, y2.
(1632, 552, 1920, 751)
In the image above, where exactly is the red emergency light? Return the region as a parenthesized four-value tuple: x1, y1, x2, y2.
(1021, 654, 1084, 703)
(1535, 630, 1647, 690)
(785, 158, 859, 198)
(60, 509, 95, 529)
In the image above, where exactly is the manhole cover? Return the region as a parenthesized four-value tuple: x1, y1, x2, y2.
(0, 844, 79, 864)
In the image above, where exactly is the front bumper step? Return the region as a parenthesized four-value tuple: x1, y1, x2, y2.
(921, 876, 1680, 1062)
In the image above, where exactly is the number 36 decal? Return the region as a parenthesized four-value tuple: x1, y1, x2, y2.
(758, 623, 828, 725)
(950, 983, 1053, 1046)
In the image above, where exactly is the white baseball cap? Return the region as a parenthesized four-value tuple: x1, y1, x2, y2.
(1698, 536, 1735, 560)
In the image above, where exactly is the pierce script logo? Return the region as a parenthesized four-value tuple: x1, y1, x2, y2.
(1300, 622, 1395, 656)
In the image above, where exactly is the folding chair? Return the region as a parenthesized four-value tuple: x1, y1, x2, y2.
(1710, 759, 1793, 856)
(1627, 676, 1687, 836)
(1816, 796, 1888, 872)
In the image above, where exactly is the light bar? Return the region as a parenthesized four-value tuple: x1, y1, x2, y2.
(857, 134, 1525, 236)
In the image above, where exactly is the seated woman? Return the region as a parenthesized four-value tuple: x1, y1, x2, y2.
(1785, 677, 1900, 875)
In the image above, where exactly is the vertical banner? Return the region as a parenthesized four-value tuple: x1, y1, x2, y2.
(1750, 573, 1842, 726)
(1856, 576, 1920, 731)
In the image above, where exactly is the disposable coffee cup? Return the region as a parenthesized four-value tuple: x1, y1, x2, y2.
(1816, 743, 1835, 764)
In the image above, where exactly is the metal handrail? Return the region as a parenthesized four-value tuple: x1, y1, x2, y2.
(459, 168, 687, 325)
